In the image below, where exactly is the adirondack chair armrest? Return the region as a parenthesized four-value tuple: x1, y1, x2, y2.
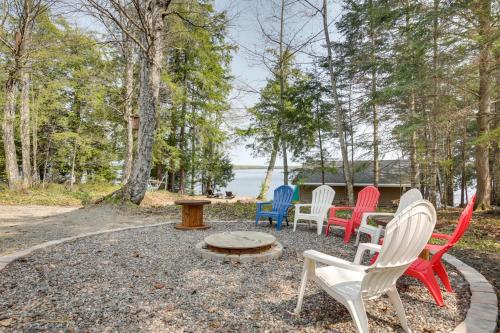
(329, 206, 354, 218)
(256, 201, 272, 209)
(294, 204, 311, 213)
(360, 212, 394, 227)
(353, 243, 382, 265)
(303, 250, 367, 272)
(430, 232, 452, 240)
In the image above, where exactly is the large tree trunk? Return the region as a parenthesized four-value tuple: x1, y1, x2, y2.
(122, 36, 134, 184)
(474, 0, 492, 210)
(190, 108, 196, 196)
(20, 65, 32, 189)
(429, 0, 440, 206)
(316, 101, 325, 184)
(460, 122, 468, 207)
(368, 0, 379, 187)
(278, 0, 289, 186)
(32, 103, 39, 183)
(178, 54, 188, 194)
(258, 129, 280, 200)
(119, 21, 164, 204)
(322, 0, 354, 204)
(409, 92, 420, 187)
(491, 48, 500, 206)
(2, 72, 20, 189)
(445, 131, 454, 207)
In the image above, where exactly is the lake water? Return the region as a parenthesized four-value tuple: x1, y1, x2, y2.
(218, 168, 472, 206)
(221, 169, 286, 199)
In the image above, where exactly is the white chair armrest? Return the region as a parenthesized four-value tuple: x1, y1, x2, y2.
(353, 243, 382, 264)
(360, 212, 395, 227)
(303, 250, 367, 272)
(295, 204, 311, 211)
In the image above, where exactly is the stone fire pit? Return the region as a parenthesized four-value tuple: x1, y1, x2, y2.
(195, 231, 283, 263)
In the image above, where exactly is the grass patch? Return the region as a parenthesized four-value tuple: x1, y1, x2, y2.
(0, 183, 119, 206)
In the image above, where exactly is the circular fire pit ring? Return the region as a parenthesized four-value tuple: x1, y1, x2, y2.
(196, 231, 283, 263)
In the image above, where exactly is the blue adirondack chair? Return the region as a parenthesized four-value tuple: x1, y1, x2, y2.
(255, 185, 294, 231)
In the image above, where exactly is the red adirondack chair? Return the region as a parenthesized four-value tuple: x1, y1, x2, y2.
(405, 195, 476, 306)
(325, 186, 380, 243)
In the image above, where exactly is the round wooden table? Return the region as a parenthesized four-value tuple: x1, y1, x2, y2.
(174, 200, 211, 230)
(373, 216, 430, 260)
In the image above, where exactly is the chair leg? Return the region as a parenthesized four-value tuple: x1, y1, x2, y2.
(293, 217, 298, 232)
(295, 260, 310, 315)
(408, 269, 445, 306)
(387, 286, 411, 333)
(268, 217, 273, 226)
(344, 220, 354, 243)
(316, 218, 323, 235)
(325, 222, 331, 236)
(355, 229, 362, 246)
(255, 214, 260, 226)
(276, 216, 283, 231)
(345, 297, 369, 333)
(434, 261, 453, 292)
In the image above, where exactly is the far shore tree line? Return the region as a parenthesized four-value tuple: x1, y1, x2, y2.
(0, 0, 498, 211)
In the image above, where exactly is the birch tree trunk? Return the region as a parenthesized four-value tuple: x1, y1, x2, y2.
(122, 36, 134, 184)
(32, 99, 39, 183)
(474, 0, 492, 210)
(258, 128, 280, 200)
(2, 71, 20, 189)
(322, 0, 354, 205)
(20, 65, 32, 188)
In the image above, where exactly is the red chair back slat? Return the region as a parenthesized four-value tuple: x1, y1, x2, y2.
(431, 195, 476, 263)
(352, 186, 380, 227)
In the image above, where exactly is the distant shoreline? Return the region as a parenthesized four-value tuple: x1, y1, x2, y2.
(233, 165, 300, 170)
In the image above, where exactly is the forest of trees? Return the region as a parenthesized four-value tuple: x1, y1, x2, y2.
(0, 0, 235, 203)
(0, 0, 498, 210)
(242, 0, 499, 210)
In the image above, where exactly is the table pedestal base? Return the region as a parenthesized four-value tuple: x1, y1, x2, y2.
(174, 202, 211, 230)
(174, 223, 211, 230)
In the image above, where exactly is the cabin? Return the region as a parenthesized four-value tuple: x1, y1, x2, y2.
(293, 160, 411, 207)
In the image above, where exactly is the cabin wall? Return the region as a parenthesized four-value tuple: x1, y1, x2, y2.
(298, 185, 407, 208)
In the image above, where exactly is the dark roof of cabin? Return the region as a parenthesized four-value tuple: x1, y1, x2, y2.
(294, 160, 411, 187)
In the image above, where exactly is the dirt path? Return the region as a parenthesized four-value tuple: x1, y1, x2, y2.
(0, 205, 169, 256)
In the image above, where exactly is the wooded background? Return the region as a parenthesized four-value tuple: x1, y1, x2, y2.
(0, 0, 498, 209)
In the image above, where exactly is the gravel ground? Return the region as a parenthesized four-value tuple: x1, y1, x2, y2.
(0, 222, 469, 332)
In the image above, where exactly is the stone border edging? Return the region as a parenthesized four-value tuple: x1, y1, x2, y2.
(0, 222, 497, 332)
(446, 253, 498, 333)
(0, 221, 177, 272)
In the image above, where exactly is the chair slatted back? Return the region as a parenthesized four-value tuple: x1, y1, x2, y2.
(311, 185, 336, 216)
(431, 195, 476, 264)
(272, 185, 294, 212)
(361, 200, 437, 298)
(395, 188, 423, 215)
(352, 186, 380, 226)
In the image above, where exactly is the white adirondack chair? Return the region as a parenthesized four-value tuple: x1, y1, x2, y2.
(295, 200, 436, 333)
(355, 188, 423, 247)
(293, 185, 335, 235)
